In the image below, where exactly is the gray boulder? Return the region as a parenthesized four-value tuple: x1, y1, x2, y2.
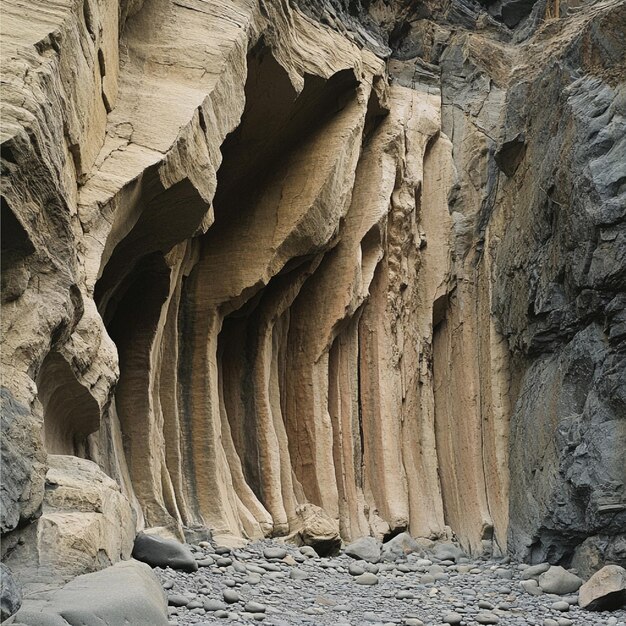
(1, 563, 22, 622)
(344, 537, 382, 563)
(520, 579, 543, 596)
(538, 566, 583, 595)
(263, 547, 287, 560)
(380, 532, 422, 562)
(432, 542, 466, 563)
(13, 560, 168, 625)
(132, 532, 198, 572)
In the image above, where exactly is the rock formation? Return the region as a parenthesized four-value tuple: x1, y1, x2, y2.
(1, 0, 624, 603)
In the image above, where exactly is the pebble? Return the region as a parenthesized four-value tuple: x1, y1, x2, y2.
(185, 599, 202, 609)
(222, 589, 240, 604)
(290, 568, 308, 580)
(263, 547, 288, 560)
(348, 563, 365, 576)
(299, 546, 317, 558)
(551, 600, 570, 611)
(355, 572, 379, 585)
(203, 599, 226, 611)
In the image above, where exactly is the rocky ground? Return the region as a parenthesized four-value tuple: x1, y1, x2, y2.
(155, 539, 626, 626)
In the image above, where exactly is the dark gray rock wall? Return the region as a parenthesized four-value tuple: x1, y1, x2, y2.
(0, 389, 44, 535)
(491, 4, 626, 565)
(1, 563, 22, 622)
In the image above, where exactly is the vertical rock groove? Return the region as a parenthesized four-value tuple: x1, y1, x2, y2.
(1, 0, 624, 588)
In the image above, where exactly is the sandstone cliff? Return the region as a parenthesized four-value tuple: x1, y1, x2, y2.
(1, 0, 624, 589)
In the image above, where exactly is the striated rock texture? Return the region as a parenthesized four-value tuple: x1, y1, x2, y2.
(1, 0, 624, 590)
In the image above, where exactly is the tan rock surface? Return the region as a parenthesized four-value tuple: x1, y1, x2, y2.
(2, 0, 623, 594)
(3, 455, 135, 586)
(579, 565, 626, 611)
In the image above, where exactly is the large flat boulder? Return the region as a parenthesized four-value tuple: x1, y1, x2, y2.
(579, 565, 626, 611)
(3, 455, 136, 588)
(13, 560, 168, 626)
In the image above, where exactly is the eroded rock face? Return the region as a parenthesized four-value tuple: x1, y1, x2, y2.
(3, 455, 135, 586)
(0, 0, 624, 592)
(0, 563, 22, 622)
(13, 560, 168, 625)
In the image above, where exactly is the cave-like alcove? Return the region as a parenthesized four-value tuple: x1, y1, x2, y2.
(37, 350, 100, 456)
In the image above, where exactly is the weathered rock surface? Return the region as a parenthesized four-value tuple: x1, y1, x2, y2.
(3, 455, 135, 587)
(579, 565, 626, 611)
(0, 564, 22, 622)
(0, 0, 624, 601)
(12, 560, 168, 625)
(572, 534, 626, 579)
(288, 504, 342, 556)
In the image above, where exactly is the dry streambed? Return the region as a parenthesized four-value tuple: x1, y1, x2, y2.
(150, 537, 626, 626)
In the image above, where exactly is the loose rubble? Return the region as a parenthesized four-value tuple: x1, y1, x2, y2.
(149, 539, 626, 626)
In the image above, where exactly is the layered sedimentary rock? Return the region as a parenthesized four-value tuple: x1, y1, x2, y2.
(1, 0, 624, 594)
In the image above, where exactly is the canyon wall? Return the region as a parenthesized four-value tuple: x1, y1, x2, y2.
(1, 0, 624, 587)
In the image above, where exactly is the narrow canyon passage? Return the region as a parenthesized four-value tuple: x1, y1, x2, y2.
(1, 0, 624, 620)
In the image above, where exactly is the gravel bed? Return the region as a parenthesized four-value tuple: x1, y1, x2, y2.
(154, 540, 626, 626)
